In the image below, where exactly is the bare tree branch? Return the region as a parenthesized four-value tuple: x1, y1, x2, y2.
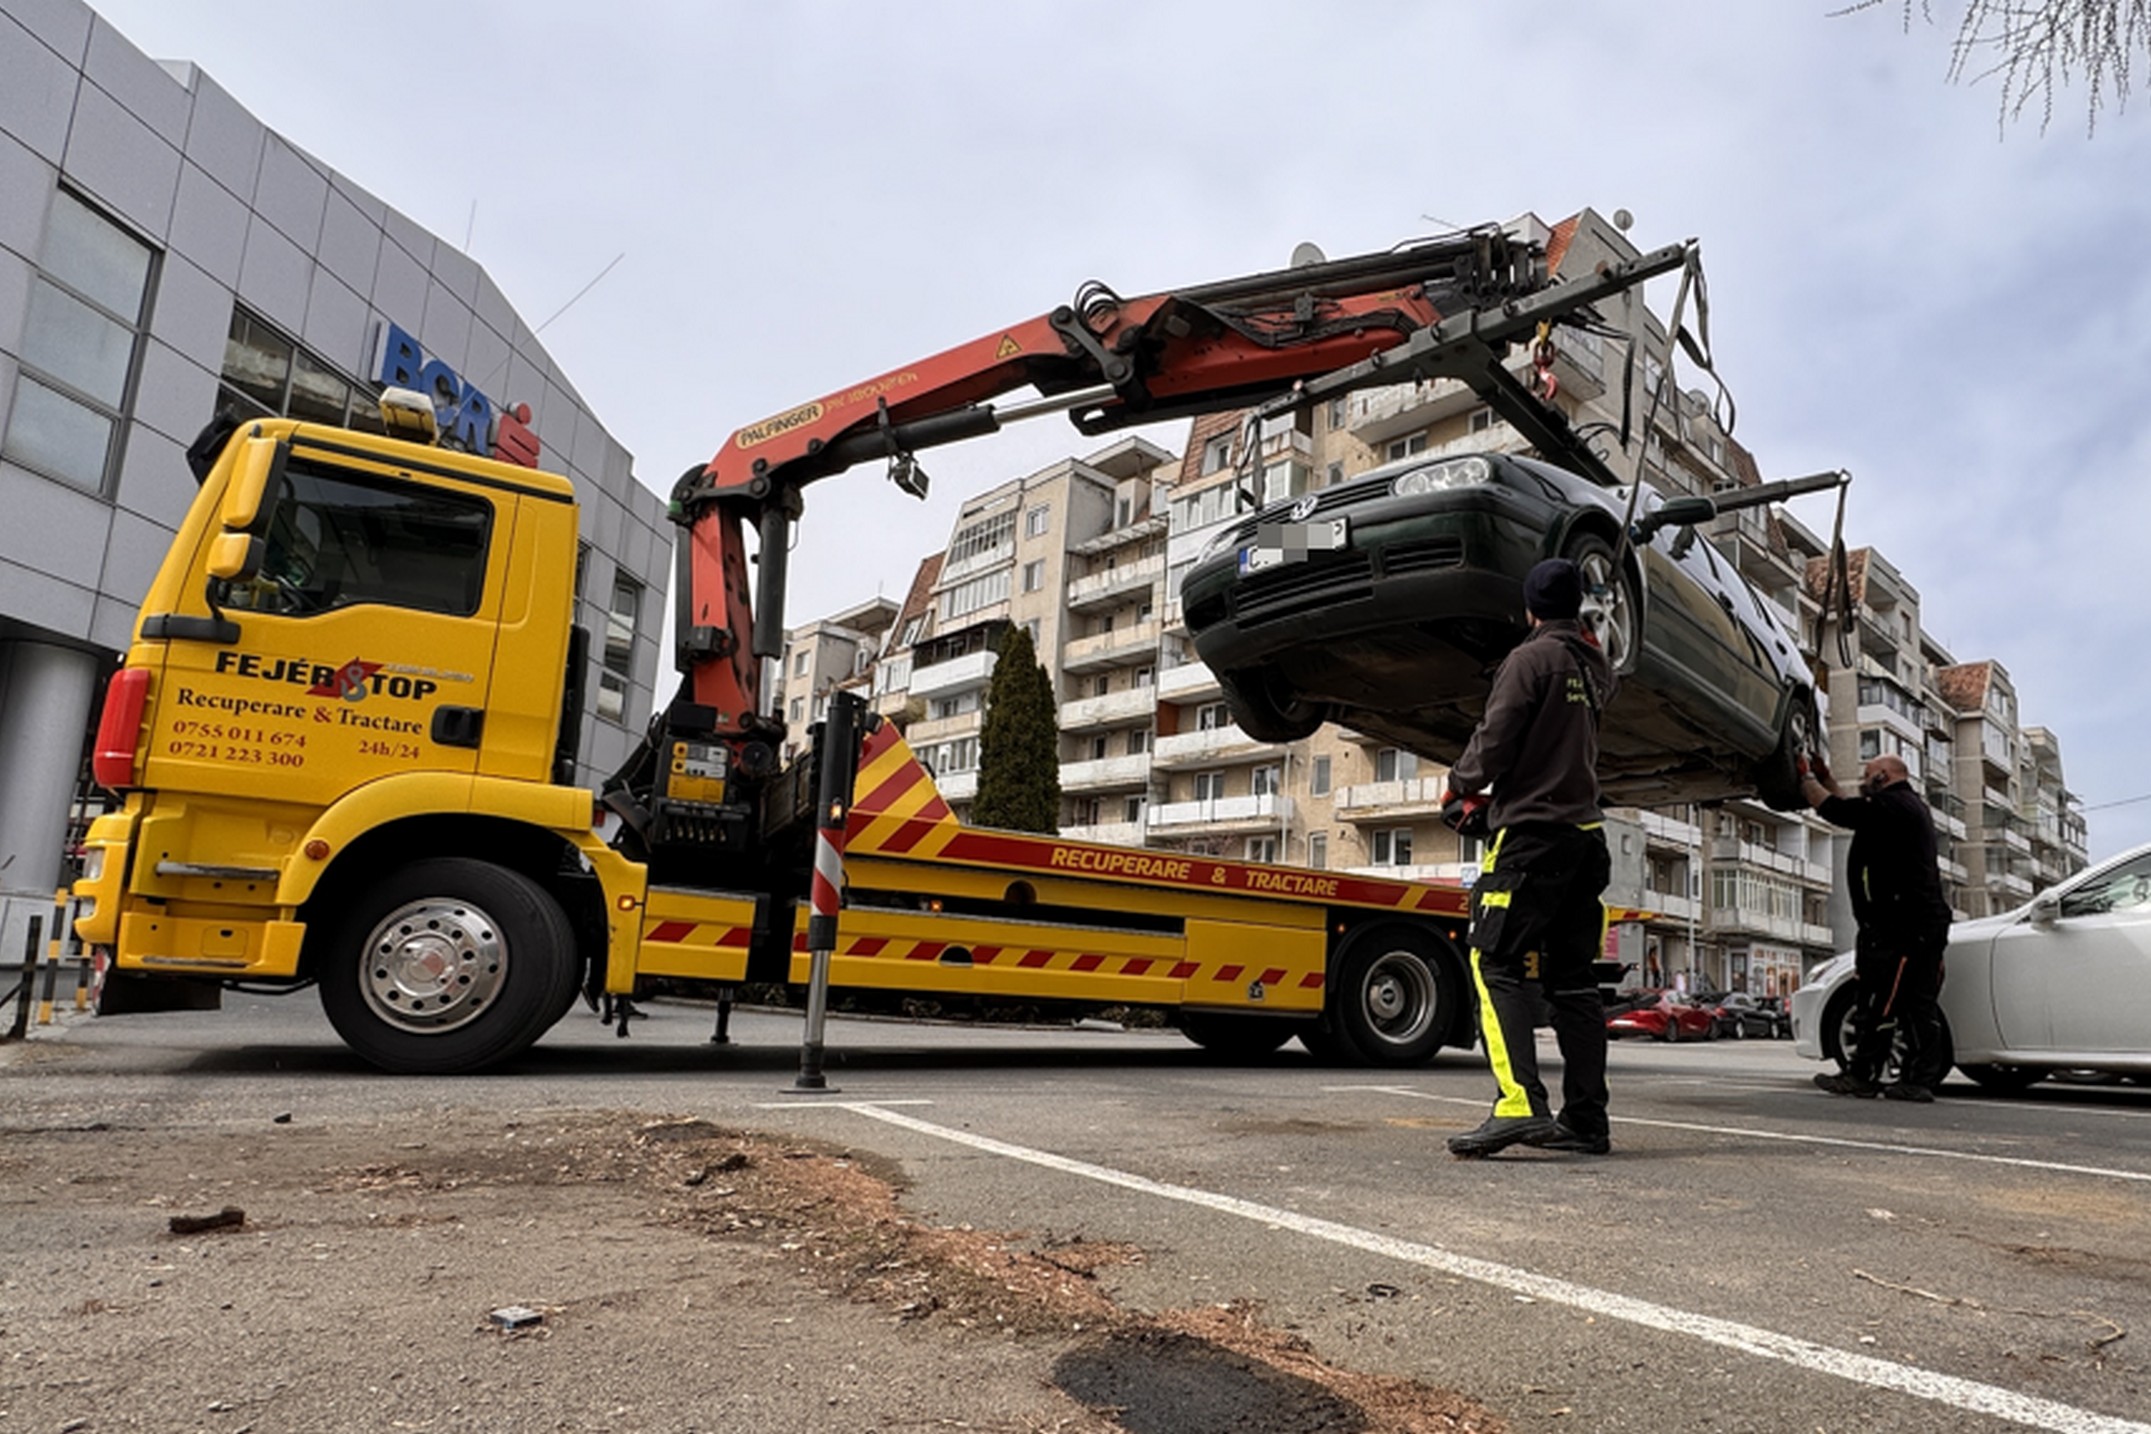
(1834, 0, 2151, 133)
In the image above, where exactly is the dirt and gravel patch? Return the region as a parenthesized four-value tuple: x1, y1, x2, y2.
(0, 1108, 1502, 1432)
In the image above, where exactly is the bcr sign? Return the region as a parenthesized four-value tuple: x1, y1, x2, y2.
(372, 321, 540, 468)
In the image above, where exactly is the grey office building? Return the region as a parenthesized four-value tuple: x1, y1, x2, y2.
(0, 1, 670, 953)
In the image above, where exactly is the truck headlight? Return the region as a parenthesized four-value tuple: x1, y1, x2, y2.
(79, 847, 104, 882)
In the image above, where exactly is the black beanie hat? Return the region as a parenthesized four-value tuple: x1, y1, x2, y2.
(1523, 558, 1584, 620)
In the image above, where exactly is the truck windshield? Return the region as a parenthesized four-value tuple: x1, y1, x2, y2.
(215, 454, 493, 618)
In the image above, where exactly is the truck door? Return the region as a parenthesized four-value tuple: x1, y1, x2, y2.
(142, 443, 506, 808)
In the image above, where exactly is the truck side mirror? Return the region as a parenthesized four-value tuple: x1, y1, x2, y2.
(205, 531, 264, 582)
(219, 436, 285, 534)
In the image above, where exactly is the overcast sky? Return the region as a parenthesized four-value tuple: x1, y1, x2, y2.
(88, 1, 2151, 859)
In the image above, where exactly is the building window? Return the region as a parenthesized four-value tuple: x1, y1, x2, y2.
(789, 697, 805, 723)
(1469, 407, 1494, 433)
(1196, 702, 1232, 731)
(1308, 833, 1328, 869)
(596, 573, 642, 722)
(793, 649, 810, 677)
(1374, 748, 1417, 782)
(1372, 828, 1414, 866)
(1201, 434, 1233, 474)
(1091, 735, 1109, 760)
(1127, 728, 1150, 755)
(1325, 461, 1343, 489)
(217, 307, 382, 435)
(950, 509, 1016, 565)
(931, 695, 963, 720)
(940, 568, 1012, 621)
(4, 191, 157, 492)
(1135, 666, 1154, 688)
(1247, 836, 1279, 863)
(1116, 496, 1133, 527)
(1023, 617, 1041, 647)
(1194, 769, 1226, 801)
(1025, 503, 1051, 537)
(1252, 765, 1280, 797)
(1023, 558, 1045, 593)
(1123, 795, 1145, 823)
(1311, 755, 1331, 796)
(1385, 432, 1428, 462)
(1327, 397, 1347, 430)
(1094, 674, 1112, 697)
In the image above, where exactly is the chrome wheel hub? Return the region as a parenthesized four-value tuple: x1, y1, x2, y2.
(360, 897, 508, 1033)
(1361, 951, 1436, 1045)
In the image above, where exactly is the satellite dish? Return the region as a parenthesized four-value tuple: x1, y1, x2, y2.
(1289, 241, 1327, 269)
(1613, 208, 1634, 232)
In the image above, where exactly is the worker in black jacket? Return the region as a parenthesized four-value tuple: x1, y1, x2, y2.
(1802, 753, 1954, 1101)
(1442, 557, 1617, 1158)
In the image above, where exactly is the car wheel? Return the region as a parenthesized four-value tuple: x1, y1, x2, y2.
(1755, 688, 1820, 811)
(1216, 666, 1327, 743)
(318, 858, 578, 1075)
(1180, 1012, 1296, 1060)
(1329, 923, 1457, 1066)
(1661, 1015, 1679, 1043)
(1564, 532, 1638, 676)
(1731, 1019, 1747, 1040)
(1959, 1062, 2048, 1094)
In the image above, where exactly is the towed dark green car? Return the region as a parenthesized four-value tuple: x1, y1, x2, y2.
(1180, 450, 1819, 811)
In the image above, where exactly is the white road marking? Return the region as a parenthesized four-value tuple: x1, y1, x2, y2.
(1328, 1085, 2151, 1185)
(748, 1109, 933, 1117)
(837, 1101, 2151, 1434)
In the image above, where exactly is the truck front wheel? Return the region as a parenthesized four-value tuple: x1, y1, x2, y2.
(319, 858, 576, 1075)
(1330, 924, 1457, 1066)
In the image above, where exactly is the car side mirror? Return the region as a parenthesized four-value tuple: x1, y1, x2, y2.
(2029, 892, 2062, 926)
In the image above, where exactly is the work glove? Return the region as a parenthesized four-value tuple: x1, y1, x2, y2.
(1440, 787, 1490, 839)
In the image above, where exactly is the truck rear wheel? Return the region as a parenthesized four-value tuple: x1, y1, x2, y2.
(319, 858, 576, 1075)
(1329, 923, 1457, 1066)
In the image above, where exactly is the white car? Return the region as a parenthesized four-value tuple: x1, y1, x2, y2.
(1790, 840, 2151, 1092)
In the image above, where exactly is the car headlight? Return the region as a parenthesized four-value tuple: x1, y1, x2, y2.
(1197, 523, 1245, 562)
(1391, 455, 1493, 498)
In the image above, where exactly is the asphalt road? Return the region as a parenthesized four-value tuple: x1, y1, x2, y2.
(8, 994, 2150, 1434)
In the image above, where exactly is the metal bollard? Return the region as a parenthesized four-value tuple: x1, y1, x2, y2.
(7, 914, 43, 1041)
(37, 891, 65, 1025)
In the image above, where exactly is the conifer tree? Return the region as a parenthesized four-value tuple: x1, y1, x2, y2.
(971, 625, 1061, 833)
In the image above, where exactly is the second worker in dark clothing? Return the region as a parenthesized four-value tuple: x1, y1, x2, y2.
(1442, 557, 1617, 1158)
(1802, 753, 1954, 1101)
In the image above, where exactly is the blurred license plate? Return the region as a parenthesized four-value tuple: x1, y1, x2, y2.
(1238, 518, 1348, 574)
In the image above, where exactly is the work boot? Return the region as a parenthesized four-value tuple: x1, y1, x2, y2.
(1524, 1120, 1612, 1156)
(1447, 1114, 1554, 1158)
(1813, 1071, 1880, 1097)
(1880, 1082, 1934, 1103)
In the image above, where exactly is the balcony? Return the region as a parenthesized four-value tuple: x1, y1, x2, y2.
(1334, 777, 1448, 823)
(1148, 793, 1294, 836)
(1346, 377, 1479, 446)
(1058, 687, 1156, 730)
(1157, 660, 1222, 703)
(1151, 723, 1273, 769)
(1638, 892, 1701, 923)
(1059, 754, 1152, 792)
(1060, 821, 1146, 848)
(1708, 838, 1831, 886)
(935, 769, 978, 803)
(1062, 619, 1162, 673)
(910, 649, 996, 700)
(904, 712, 981, 745)
(1857, 701, 1925, 745)
(1707, 903, 1811, 944)
(1066, 555, 1165, 612)
(1627, 808, 1703, 849)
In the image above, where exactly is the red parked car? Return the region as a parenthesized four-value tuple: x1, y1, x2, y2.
(1606, 990, 1718, 1042)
